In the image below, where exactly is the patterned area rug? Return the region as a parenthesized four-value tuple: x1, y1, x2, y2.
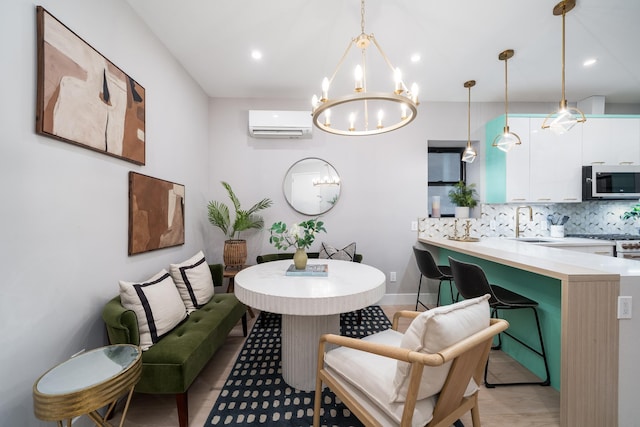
(205, 306, 392, 427)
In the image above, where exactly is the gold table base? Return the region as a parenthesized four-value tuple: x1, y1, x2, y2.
(34, 344, 142, 427)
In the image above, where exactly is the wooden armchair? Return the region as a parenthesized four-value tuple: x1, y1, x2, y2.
(313, 295, 509, 427)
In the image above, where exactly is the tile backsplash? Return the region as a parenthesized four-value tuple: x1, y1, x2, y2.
(419, 200, 640, 239)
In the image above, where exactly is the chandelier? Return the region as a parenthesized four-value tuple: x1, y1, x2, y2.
(312, 176, 341, 186)
(492, 49, 522, 152)
(313, 163, 341, 186)
(542, 0, 586, 134)
(462, 80, 477, 163)
(311, 0, 419, 136)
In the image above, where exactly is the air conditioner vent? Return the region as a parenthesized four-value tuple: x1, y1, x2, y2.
(248, 110, 312, 139)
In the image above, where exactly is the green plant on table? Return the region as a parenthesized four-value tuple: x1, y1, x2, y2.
(448, 181, 478, 208)
(207, 181, 273, 239)
(269, 218, 326, 250)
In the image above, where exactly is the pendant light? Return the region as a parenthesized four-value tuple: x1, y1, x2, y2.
(542, 0, 586, 134)
(310, 0, 419, 136)
(462, 80, 477, 163)
(492, 49, 521, 152)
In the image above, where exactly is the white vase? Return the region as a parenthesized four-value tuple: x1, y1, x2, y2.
(454, 206, 470, 218)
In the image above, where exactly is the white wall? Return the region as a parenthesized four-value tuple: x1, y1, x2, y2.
(0, 1, 209, 425)
(204, 99, 572, 303)
(204, 99, 639, 299)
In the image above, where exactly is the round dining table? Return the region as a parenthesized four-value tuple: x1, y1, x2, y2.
(234, 258, 386, 391)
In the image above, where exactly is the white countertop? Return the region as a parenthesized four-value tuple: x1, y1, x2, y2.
(516, 236, 615, 247)
(419, 236, 640, 278)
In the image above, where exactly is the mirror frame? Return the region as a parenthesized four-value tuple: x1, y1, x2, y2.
(282, 157, 341, 216)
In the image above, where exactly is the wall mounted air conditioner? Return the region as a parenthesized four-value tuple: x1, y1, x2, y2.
(248, 110, 312, 139)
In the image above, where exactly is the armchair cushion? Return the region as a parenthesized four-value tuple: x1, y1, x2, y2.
(170, 250, 215, 313)
(119, 269, 187, 351)
(324, 329, 477, 426)
(319, 242, 357, 261)
(391, 294, 490, 402)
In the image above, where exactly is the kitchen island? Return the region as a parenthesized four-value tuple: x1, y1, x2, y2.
(419, 236, 640, 427)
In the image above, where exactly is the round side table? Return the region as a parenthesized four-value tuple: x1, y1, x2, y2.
(33, 344, 142, 427)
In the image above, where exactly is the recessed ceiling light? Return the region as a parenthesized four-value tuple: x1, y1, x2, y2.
(583, 58, 597, 67)
(410, 53, 421, 63)
(251, 50, 262, 60)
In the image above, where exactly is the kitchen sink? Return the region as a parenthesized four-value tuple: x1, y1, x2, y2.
(509, 237, 555, 243)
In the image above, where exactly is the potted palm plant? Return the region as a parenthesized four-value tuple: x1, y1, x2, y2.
(448, 181, 478, 218)
(207, 182, 273, 267)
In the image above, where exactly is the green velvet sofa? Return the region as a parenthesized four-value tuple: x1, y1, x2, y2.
(102, 264, 247, 427)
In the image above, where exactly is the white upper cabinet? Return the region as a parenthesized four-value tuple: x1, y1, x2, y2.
(529, 117, 582, 203)
(486, 115, 640, 204)
(582, 118, 640, 165)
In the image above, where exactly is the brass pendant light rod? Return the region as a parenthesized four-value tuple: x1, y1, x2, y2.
(465, 80, 475, 144)
(492, 49, 521, 152)
(462, 80, 477, 163)
(554, 0, 576, 109)
(499, 49, 514, 131)
(542, 0, 585, 133)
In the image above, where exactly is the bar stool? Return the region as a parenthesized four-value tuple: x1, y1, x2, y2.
(448, 256, 550, 388)
(413, 246, 455, 310)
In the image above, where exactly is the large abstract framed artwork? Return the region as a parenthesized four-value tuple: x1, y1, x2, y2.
(36, 6, 146, 165)
(129, 172, 185, 255)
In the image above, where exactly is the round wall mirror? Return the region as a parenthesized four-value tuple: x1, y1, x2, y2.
(283, 158, 341, 215)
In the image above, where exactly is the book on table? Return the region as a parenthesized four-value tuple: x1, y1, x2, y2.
(285, 264, 329, 277)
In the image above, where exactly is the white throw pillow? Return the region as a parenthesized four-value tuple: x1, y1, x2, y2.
(319, 242, 356, 261)
(119, 269, 187, 351)
(391, 294, 490, 402)
(169, 251, 215, 313)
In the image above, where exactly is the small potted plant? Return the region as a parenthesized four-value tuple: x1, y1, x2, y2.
(448, 181, 478, 218)
(207, 182, 273, 267)
(269, 218, 326, 269)
(622, 202, 640, 234)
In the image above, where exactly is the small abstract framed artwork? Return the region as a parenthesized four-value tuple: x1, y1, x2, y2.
(129, 172, 185, 255)
(36, 6, 146, 165)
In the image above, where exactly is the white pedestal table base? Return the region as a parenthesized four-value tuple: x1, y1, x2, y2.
(281, 314, 340, 392)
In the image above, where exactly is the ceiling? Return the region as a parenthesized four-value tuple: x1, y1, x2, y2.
(124, 0, 640, 105)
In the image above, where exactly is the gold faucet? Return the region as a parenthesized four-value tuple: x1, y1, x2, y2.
(515, 205, 532, 238)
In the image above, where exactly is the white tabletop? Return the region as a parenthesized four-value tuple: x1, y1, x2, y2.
(234, 259, 386, 316)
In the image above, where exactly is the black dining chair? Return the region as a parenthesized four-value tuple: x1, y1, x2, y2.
(413, 246, 456, 310)
(448, 256, 550, 388)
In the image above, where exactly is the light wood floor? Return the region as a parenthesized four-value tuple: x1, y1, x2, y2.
(111, 305, 560, 427)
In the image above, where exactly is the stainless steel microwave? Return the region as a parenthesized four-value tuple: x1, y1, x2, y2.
(583, 165, 640, 200)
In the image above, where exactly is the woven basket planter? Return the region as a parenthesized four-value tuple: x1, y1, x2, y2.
(223, 239, 247, 267)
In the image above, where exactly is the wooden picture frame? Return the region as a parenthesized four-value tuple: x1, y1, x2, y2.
(36, 6, 146, 165)
(128, 172, 185, 255)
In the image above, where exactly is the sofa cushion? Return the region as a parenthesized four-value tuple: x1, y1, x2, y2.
(319, 242, 356, 261)
(119, 269, 187, 351)
(135, 293, 247, 393)
(391, 294, 490, 402)
(170, 250, 215, 313)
